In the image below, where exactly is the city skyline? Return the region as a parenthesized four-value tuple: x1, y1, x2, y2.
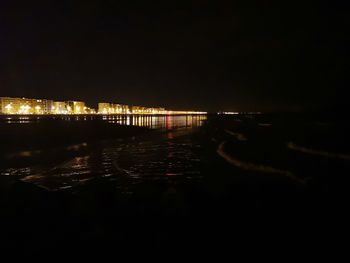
(0, 96, 207, 115)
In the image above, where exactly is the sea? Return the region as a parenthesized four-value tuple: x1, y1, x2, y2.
(0, 113, 348, 255)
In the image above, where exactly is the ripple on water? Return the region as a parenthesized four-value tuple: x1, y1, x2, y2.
(287, 142, 350, 161)
(217, 141, 304, 184)
(6, 134, 203, 190)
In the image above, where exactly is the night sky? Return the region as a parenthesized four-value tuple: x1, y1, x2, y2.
(0, 1, 347, 112)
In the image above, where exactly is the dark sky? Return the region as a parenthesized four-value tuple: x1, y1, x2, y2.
(0, 0, 348, 112)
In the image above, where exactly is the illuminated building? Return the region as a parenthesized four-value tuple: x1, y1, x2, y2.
(153, 108, 166, 115)
(67, 101, 86, 114)
(97, 103, 206, 116)
(0, 97, 55, 115)
(0, 97, 28, 114)
(218, 111, 239, 115)
(98, 103, 130, 114)
(130, 106, 139, 114)
(52, 101, 68, 114)
(85, 107, 96, 114)
(1, 96, 207, 116)
(42, 100, 54, 114)
(0, 97, 39, 115)
(121, 105, 130, 114)
(114, 104, 123, 114)
(131, 106, 146, 114)
(98, 103, 111, 114)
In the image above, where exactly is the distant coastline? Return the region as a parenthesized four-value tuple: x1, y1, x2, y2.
(0, 96, 206, 115)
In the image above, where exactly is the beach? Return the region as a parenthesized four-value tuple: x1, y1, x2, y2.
(0, 113, 347, 256)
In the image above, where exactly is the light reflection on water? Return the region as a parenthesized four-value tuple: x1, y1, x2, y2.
(0, 114, 207, 130)
(1, 115, 207, 191)
(104, 115, 206, 130)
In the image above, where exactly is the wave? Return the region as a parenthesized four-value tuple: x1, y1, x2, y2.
(224, 130, 247, 141)
(287, 142, 350, 161)
(258, 123, 272, 127)
(217, 141, 304, 184)
(66, 142, 88, 151)
(7, 150, 42, 159)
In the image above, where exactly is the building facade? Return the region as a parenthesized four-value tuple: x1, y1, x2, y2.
(98, 103, 130, 114)
(98, 103, 111, 114)
(0, 96, 206, 116)
(0, 97, 54, 115)
(67, 101, 86, 114)
(52, 101, 68, 114)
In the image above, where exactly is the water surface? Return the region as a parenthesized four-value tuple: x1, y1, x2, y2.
(0, 115, 207, 191)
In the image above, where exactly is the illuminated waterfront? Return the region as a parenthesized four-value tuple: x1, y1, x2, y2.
(0, 96, 207, 115)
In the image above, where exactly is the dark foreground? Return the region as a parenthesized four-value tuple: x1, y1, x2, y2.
(0, 114, 348, 257)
